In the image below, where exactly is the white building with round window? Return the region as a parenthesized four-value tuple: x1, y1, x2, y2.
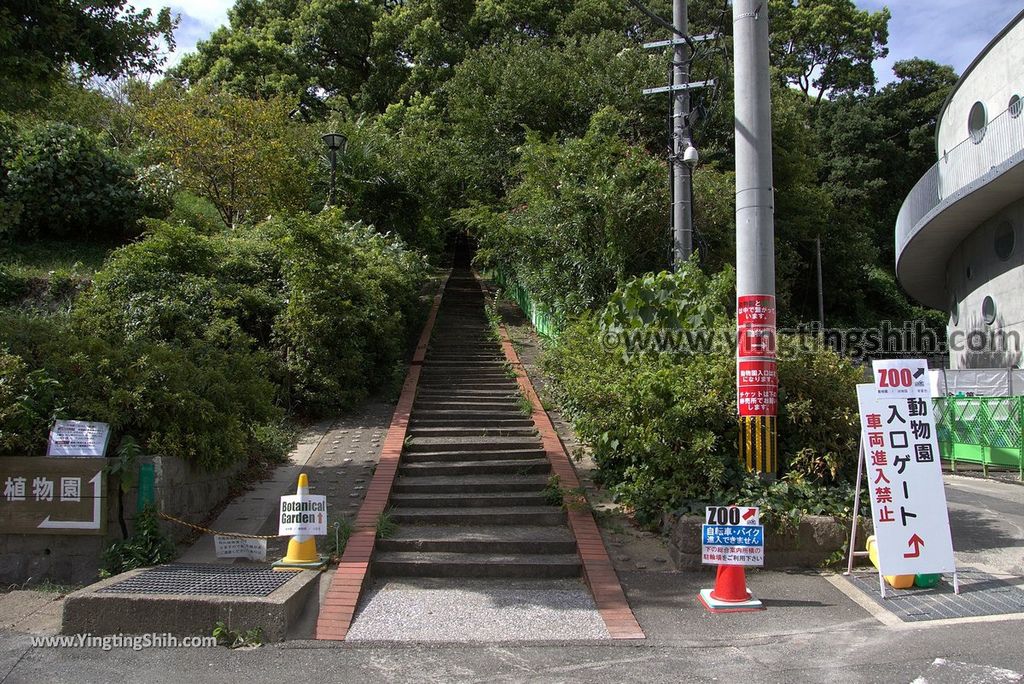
(896, 9, 1024, 369)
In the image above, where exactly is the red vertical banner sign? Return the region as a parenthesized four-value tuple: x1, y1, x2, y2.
(736, 294, 777, 418)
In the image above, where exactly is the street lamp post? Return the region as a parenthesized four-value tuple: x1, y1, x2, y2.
(321, 132, 347, 207)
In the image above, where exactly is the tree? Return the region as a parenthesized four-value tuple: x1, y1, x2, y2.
(816, 59, 958, 274)
(4, 122, 144, 240)
(770, 0, 890, 105)
(143, 87, 317, 227)
(0, 1, 175, 107)
(170, 0, 382, 115)
(465, 107, 669, 317)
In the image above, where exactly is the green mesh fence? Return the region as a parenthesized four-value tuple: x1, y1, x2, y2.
(933, 396, 1023, 478)
(487, 269, 560, 339)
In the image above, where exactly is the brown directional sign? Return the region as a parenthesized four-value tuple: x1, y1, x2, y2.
(0, 458, 108, 535)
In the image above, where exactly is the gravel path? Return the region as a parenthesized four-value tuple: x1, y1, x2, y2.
(346, 578, 610, 642)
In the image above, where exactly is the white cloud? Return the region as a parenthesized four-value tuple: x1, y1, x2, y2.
(131, 0, 234, 68)
(857, 1, 1023, 84)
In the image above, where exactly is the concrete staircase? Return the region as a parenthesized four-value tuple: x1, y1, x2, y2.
(373, 269, 581, 579)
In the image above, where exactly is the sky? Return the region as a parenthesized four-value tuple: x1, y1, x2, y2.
(137, 0, 1024, 86)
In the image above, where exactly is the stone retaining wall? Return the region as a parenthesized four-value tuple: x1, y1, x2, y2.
(0, 455, 243, 586)
(664, 513, 872, 569)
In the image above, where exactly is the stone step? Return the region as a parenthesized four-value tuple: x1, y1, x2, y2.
(393, 474, 550, 493)
(413, 400, 521, 411)
(417, 382, 517, 391)
(410, 410, 531, 422)
(373, 552, 580, 578)
(399, 458, 550, 477)
(388, 506, 566, 526)
(372, 548, 581, 577)
(376, 525, 577, 554)
(405, 426, 538, 438)
(416, 388, 518, 397)
(405, 437, 541, 453)
(402, 448, 545, 463)
(390, 491, 549, 508)
(409, 419, 536, 431)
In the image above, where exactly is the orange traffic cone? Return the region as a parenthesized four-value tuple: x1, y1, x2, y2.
(699, 564, 765, 613)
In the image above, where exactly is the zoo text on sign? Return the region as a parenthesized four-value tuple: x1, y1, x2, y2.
(701, 506, 764, 566)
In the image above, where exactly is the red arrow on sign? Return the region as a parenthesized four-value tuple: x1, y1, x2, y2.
(904, 534, 924, 558)
(742, 508, 756, 522)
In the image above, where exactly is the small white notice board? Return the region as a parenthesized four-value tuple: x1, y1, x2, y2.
(214, 536, 267, 561)
(47, 420, 111, 457)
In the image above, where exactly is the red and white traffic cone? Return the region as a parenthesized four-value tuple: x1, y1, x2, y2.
(699, 564, 765, 613)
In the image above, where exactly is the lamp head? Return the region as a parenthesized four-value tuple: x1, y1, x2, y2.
(321, 132, 347, 152)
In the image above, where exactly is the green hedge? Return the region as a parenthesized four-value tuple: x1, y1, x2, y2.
(0, 314, 283, 470)
(75, 210, 428, 415)
(2, 122, 144, 240)
(542, 266, 862, 525)
(1, 210, 428, 469)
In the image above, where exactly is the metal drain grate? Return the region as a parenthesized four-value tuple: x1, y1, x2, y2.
(845, 567, 1024, 622)
(99, 564, 294, 597)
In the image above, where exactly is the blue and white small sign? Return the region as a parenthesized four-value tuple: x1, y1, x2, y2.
(701, 506, 765, 566)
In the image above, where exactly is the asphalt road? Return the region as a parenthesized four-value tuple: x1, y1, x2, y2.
(1, 473, 1021, 683)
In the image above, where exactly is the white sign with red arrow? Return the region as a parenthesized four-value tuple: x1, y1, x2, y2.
(856, 382, 956, 575)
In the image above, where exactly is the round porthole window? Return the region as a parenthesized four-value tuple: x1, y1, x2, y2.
(995, 221, 1016, 260)
(982, 296, 997, 325)
(1010, 94, 1023, 118)
(969, 101, 987, 143)
(950, 295, 959, 326)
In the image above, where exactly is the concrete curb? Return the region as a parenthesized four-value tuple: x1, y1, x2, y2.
(62, 567, 320, 642)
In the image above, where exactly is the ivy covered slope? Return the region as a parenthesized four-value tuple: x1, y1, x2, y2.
(542, 264, 862, 528)
(0, 212, 427, 471)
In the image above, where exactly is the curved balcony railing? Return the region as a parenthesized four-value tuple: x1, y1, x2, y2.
(896, 103, 1024, 257)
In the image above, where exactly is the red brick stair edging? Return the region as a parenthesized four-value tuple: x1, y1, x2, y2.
(315, 272, 449, 641)
(487, 290, 645, 640)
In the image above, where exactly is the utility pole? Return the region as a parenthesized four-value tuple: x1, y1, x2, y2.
(672, 0, 692, 264)
(816, 235, 825, 332)
(641, 2, 715, 270)
(733, 0, 778, 476)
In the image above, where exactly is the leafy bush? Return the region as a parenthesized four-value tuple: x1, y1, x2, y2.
(0, 114, 20, 236)
(3, 122, 144, 240)
(75, 210, 427, 416)
(101, 506, 176, 576)
(0, 312, 285, 470)
(543, 265, 863, 525)
(273, 210, 428, 412)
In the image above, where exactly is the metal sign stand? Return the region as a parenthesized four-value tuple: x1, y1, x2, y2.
(845, 440, 961, 599)
(845, 440, 886, 598)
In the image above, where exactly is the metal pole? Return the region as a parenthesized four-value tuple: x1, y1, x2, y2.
(816, 235, 825, 332)
(734, 0, 777, 476)
(328, 149, 337, 207)
(672, 0, 693, 264)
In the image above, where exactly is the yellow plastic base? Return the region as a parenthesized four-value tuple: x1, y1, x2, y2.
(272, 537, 326, 572)
(866, 535, 915, 589)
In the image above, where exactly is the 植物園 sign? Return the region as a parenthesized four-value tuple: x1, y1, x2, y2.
(0, 458, 107, 534)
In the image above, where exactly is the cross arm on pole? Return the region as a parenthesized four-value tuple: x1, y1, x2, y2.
(642, 79, 716, 96)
